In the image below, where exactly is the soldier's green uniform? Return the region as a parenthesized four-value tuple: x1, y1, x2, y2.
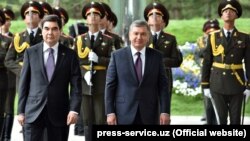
(1, 7, 17, 140)
(0, 24, 12, 139)
(144, 2, 183, 100)
(76, 2, 113, 141)
(196, 19, 220, 125)
(201, 0, 250, 124)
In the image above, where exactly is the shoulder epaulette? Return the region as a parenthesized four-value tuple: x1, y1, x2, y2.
(162, 31, 173, 35)
(238, 31, 249, 35)
(208, 29, 220, 35)
(61, 34, 74, 39)
(102, 33, 112, 39)
(79, 33, 87, 37)
(0, 34, 11, 39)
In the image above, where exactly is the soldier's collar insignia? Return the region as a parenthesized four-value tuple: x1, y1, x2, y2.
(237, 40, 242, 44)
(164, 41, 170, 44)
(101, 42, 106, 46)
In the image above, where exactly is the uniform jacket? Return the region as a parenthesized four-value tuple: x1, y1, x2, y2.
(105, 47, 170, 124)
(75, 31, 113, 95)
(148, 31, 183, 93)
(4, 29, 43, 76)
(103, 29, 124, 50)
(0, 34, 12, 68)
(202, 28, 250, 94)
(18, 42, 82, 126)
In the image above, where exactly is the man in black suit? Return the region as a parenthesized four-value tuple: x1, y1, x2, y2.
(17, 15, 82, 141)
(202, 0, 250, 124)
(105, 20, 171, 125)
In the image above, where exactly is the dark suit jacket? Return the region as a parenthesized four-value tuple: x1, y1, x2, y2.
(18, 42, 82, 127)
(105, 46, 170, 124)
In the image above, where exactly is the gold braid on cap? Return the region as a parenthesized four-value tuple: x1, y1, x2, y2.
(14, 33, 30, 53)
(210, 32, 224, 62)
(77, 36, 90, 58)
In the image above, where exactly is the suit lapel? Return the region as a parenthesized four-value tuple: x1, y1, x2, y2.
(141, 48, 153, 83)
(126, 47, 139, 83)
(38, 42, 47, 80)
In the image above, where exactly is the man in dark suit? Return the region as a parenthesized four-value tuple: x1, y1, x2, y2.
(105, 20, 170, 125)
(17, 15, 82, 141)
(202, 0, 250, 124)
(144, 2, 183, 101)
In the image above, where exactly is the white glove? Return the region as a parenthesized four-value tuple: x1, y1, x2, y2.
(243, 89, 250, 103)
(84, 71, 95, 86)
(203, 89, 212, 99)
(88, 51, 98, 63)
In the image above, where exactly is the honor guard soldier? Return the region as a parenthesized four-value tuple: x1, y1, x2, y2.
(5, 0, 44, 78)
(107, 11, 118, 32)
(1, 8, 15, 37)
(53, 6, 74, 49)
(76, 2, 113, 141)
(39, 1, 53, 15)
(196, 19, 220, 125)
(1, 8, 16, 141)
(144, 2, 183, 101)
(202, 0, 250, 125)
(99, 2, 123, 50)
(0, 9, 12, 141)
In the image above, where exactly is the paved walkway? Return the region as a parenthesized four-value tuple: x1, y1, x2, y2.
(10, 116, 250, 141)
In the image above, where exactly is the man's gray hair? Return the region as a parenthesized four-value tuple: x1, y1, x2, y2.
(129, 20, 150, 34)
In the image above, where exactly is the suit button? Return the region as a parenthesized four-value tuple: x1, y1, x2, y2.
(230, 54, 234, 57)
(231, 72, 234, 75)
(223, 72, 226, 75)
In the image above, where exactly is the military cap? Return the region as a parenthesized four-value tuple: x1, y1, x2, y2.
(218, 0, 242, 18)
(53, 6, 69, 24)
(99, 2, 112, 21)
(0, 10, 6, 25)
(2, 8, 15, 20)
(82, 1, 105, 19)
(144, 2, 169, 27)
(203, 19, 220, 33)
(110, 11, 118, 27)
(39, 1, 53, 15)
(20, 0, 44, 19)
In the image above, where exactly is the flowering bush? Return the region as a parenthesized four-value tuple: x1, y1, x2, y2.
(172, 42, 202, 96)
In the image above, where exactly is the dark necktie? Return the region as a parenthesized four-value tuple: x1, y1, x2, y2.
(30, 30, 34, 45)
(135, 52, 142, 82)
(226, 31, 231, 41)
(153, 34, 158, 48)
(46, 48, 55, 81)
(90, 35, 95, 49)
